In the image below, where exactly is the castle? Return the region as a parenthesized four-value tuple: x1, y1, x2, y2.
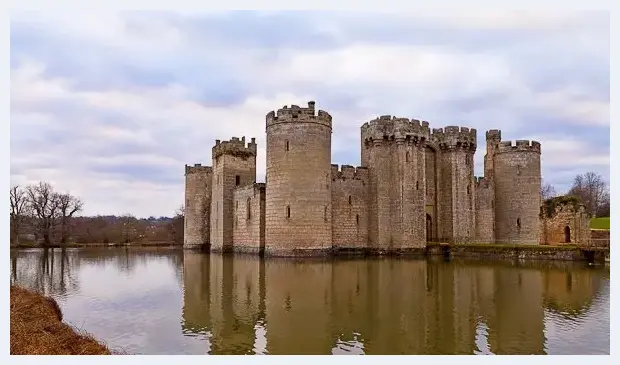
(184, 101, 542, 256)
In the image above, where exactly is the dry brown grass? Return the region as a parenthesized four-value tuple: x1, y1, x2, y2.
(10, 285, 111, 355)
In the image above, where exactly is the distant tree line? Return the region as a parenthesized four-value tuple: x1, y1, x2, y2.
(541, 171, 610, 218)
(10, 181, 184, 247)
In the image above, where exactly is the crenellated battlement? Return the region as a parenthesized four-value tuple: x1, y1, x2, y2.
(431, 126, 477, 152)
(234, 182, 266, 195)
(185, 163, 213, 175)
(495, 140, 541, 154)
(212, 136, 258, 160)
(331, 164, 369, 182)
(361, 115, 431, 146)
(485, 129, 502, 141)
(266, 101, 332, 129)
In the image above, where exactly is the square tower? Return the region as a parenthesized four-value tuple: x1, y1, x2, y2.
(210, 137, 257, 252)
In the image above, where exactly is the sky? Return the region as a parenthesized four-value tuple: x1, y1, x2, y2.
(10, 11, 610, 218)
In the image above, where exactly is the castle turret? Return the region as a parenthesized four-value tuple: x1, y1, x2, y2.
(264, 101, 332, 256)
(210, 137, 257, 252)
(432, 126, 477, 243)
(485, 129, 501, 178)
(493, 140, 541, 244)
(184, 164, 213, 250)
(361, 116, 430, 250)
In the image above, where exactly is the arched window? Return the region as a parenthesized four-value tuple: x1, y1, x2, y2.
(246, 198, 251, 220)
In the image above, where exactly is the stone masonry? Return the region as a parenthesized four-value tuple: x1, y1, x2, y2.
(210, 137, 257, 253)
(540, 199, 590, 245)
(184, 100, 546, 256)
(184, 164, 212, 249)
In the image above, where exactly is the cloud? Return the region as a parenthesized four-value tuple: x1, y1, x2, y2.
(10, 11, 609, 217)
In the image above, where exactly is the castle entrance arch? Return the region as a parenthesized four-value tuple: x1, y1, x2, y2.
(564, 226, 571, 243)
(426, 214, 433, 242)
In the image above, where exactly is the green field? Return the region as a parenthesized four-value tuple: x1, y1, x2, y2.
(590, 217, 610, 230)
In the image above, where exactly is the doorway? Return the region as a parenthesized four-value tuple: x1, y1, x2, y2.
(426, 214, 433, 242)
(564, 226, 571, 243)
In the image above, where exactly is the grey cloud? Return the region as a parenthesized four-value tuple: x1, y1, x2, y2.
(9, 11, 609, 216)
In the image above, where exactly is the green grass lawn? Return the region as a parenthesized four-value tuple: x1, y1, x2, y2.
(590, 217, 610, 230)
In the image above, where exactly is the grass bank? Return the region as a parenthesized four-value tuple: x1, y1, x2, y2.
(10, 285, 111, 355)
(590, 217, 610, 230)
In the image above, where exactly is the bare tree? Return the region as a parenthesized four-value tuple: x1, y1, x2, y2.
(567, 172, 609, 217)
(57, 193, 84, 245)
(26, 182, 60, 247)
(10, 185, 31, 245)
(168, 205, 185, 245)
(541, 181, 557, 201)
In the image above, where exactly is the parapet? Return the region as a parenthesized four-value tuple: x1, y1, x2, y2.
(331, 164, 369, 182)
(266, 101, 332, 129)
(485, 129, 502, 141)
(234, 182, 266, 196)
(495, 140, 541, 154)
(431, 126, 477, 151)
(212, 136, 258, 160)
(185, 163, 213, 175)
(360, 115, 431, 146)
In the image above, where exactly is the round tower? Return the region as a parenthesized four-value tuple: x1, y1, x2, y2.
(360, 116, 431, 250)
(184, 164, 213, 250)
(493, 140, 542, 245)
(265, 101, 333, 256)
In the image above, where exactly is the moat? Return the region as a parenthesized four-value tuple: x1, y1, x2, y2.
(10, 247, 610, 355)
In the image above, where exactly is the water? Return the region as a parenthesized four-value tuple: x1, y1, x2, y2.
(10, 247, 610, 355)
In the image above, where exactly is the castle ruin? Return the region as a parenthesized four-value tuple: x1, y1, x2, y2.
(184, 101, 543, 256)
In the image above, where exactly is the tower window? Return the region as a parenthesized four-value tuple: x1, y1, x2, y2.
(406, 151, 410, 162)
(416, 181, 419, 190)
(467, 185, 471, 195)
(348, 195, 352, 205)
(324, 206, 328, 222)
(466, 157, 470, 166)
(356, 214, 360, 225)
(286, 140, 289, 151)
(286, 205, 291, 219)
(247, 198, 251, 220)
(235, 175, 240, 186)
(517, 218, 521, 232)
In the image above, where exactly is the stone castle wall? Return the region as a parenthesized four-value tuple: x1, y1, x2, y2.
(210, 137, 257, 252)
(432, 127, 477, 243)
(475, 177, 495, 243)
(493, 140, 541, 245)
(540, 203, 590, 245)
(360, 116, 430, 250)
(184, 164, 212, 249)
(232, 183, 266, 254)
(184, 100, 545, 254)
(264, 102, 333, 256)
(331, 165, 369, 250)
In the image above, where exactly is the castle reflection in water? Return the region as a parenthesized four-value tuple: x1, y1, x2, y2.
(181, 252, 606, 355)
